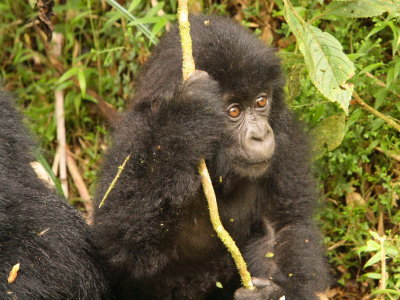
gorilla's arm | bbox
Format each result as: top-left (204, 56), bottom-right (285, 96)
top-left (272, 220), bottom-right (328, 299)
top-left (94, 71), bottom-right (224, 278)
top-left (235, 219), bottom-right (328, 300)
top-left (240, 219), bottom-right (328, 300)
top-left (237, 116), bottom-right (329, 300)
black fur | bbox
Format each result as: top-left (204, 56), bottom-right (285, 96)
top-left (94, 15), bottom-right (329, 299)
top-left (0, 90), bottom-right (110, 299)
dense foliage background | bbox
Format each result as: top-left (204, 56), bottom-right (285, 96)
top-left (0, 0), bottom-right (399, 299)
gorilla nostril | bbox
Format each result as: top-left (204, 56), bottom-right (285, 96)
top-left (251, 135), bottom-right (264, 142)
top-left (249, 130), bottom-right (267, 142)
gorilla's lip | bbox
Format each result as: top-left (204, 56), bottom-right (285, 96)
top-left (248, 160), bottom-right (270, 165)
top-left (229, 157), bottom-right (271, 179)
top-left (240, 150), bottom-right (273, 166)
top-left (235, 158), bottom-right (271, 167)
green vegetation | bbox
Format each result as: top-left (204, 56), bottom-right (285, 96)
top-left (0, 0), bottom-right (399, 298)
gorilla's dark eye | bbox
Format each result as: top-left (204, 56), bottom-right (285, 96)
top-left (255, 95), bottom-right (269, 108)
top-left (227, 105), bottom-right (242, 118)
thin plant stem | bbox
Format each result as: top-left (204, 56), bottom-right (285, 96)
top-left (178, 0), bottom-right (254, 290)
top-left (98, 154), bottom-right (131, 208)
top-left (353, 92), bottom-right (400, 132)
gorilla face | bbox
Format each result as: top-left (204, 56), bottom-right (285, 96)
top-left (223, 91), bottom-right (275, 179)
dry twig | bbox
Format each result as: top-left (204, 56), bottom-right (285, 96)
top-left (55, 89), bottom-right (68, 198)
top-left (352, 92), bottom-right (400, 132)
top-left (66, 149), bottom-right (94, 224)
top-left (379, 235), bottom-right (387, 299)
top-left (35, 0), bottom-right (55, 41)
top-left (52, 146), bottom-right (60, 176)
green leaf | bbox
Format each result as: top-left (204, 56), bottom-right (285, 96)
top-left (74, 94), bottom-right (82, 115)
top-left (127, 0), bottom-right (141, 11)
top-left (393, 59), bottom-right (400, 79)
top-left (364, 252), bottom-right (382, 268)
top-left (283, 0), bottom-right (355, 113)
top-left (29, 0), bottom-right (36, 9)
top-left (365, 23), bottom-right (387, 40)
top-left (359, 62), bottom-right (384, 75)
top-left (128, 15), bottom-right (174, 26)
top-left (385, 246), bottom-right (400, 257)
top-left (388, 22), bottom-right (400, 54)
top-left (325, 0), bottom-right (398, 18)
top-left (105, 0), bottom-right (158, 44)
top-left (57, 67), bottom-right (78, 85)
top-left (369, 231), bottom-right (381, 241)
top-left (151, 18), bottom-right (168, 39)
top-left (216, 282), bottom-right (223, 289)
top-left (35, 153), bottom-right (66, 200)
top-left (310, 115), bottom-right (346, 159)
top-left (372, 289), bottom-right (400, 296)
top-left (146, 1), bottom-right (165, 17)
top-left (77, 68), bottom-right (86, 96)
top-left (129, 16), bottom-right (165, 26)
top-left (363, 272), bottom-right (382, 279)
top-left (364, 240), bottom-right (381, 252)
top-left (55, 80), bottom-right (74, 91)
top-left (82, 93), bottom-right (98, 104)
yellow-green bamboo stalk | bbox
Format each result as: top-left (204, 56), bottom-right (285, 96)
top-left (177, 0), bottom-right (254, 290)
top-left (198, 160), bottom-right (254, 289)
top-left (98, 154), bottom-right (131, 208)
top-left (178, 0), bottom-right (196, 80)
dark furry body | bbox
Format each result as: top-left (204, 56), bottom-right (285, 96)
top-left (0, 91), bottom-right (109, 300)
top-left (94, 15), bottom-right (329, 300)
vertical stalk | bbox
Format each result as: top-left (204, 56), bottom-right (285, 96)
top-left (177, 0), bottom-right (254, 290)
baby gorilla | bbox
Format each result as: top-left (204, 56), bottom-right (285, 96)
top-left (0, 90), bottom-right (109, 299)
top-left (94, 15), bottom-right (329, 299)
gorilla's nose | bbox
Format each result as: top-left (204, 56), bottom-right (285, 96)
top-left (248, 125), bottom-right (267, 142)
top-left (244, 122), bottom-right (275, 163)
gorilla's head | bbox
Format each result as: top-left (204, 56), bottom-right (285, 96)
top-left (189, 16), bottom-right (283, 179)
top-left (135, 15), bottom-right (284, 180)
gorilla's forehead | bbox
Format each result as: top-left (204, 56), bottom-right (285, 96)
top-left (188, 15), bottom-right (282, 96)
top-left (135, 15), bottom-right (282, 102)
top-left (202, 58), bottom-right (278, 105)
top-left (221, 81), bottom-right (273, 106)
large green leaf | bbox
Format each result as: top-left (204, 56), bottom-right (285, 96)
top-left (283, 0), bottom-right (355, 113)
top-left (326, 0), bottom-right (400, 18)
top-left (310, 115), bottom-right (346, 159)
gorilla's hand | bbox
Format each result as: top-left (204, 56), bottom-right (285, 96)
top-left (234, 278), bottom-right (285, 300)
top-left (177, 70), bottom-right (223, 121)
top-left (157, 70), bottom-right (225, 163)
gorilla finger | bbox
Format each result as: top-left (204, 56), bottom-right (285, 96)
top-left (251, 277), bottom-right (274, 288)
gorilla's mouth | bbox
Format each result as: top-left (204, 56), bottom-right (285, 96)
top-left (247, 159), bottom-right (271, 166)
top-left (231, 157), bottom-right (271, 179)
top-left (237, 156), bottom-right (272, 167)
